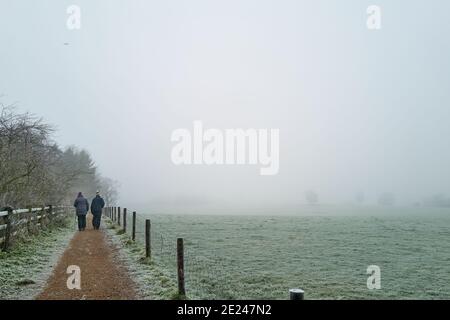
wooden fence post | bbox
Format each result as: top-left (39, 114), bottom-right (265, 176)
top-left (118, 207), bottom-right (121, 226)
top-left (2, 208), bottom-right (13, 252)
top-left (289, 289), bottom-right (304, 300)
top-left (39, 206), bottom-right (45, 228)
top-left (132, 211), bottom-right (136, 241)
top-left (123, 208), bottom-right (127, 232)
top-left (48, 205), bottom-right (53, 223)
top-left (177, 238), bottom-right (186, 297)
top-left (27, 207), bottom-right (32, 234)
top-left (145, 219), bottom-right (151, 258)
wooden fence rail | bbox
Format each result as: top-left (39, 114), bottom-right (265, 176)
top-left (0, 205), bottom-right (72, 251)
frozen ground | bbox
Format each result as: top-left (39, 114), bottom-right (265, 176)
top-left (123, 206), bottom-right (450, 299)
top-left (0, 219), bottom-right (75, 300)
top-left (105, 222), bottom-right (180, 299)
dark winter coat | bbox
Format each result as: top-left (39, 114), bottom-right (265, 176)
top-left (91, 195), bottom-right (105, 214)
top-left (74, 196), bottom-right (89, 215)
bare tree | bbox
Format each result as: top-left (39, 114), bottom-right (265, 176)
top-left (97, 177), bottom-right (119, 205)
top-left (378, 192), bottom-right (395, 206)
top-left (0, 105), bottom-right (54, 207)
top-left (0, 104), bottom-right (118, 208)
top-left (305, 190), bottom-right (319, 205)
top-left (355, 191), bottom-right (365, 204)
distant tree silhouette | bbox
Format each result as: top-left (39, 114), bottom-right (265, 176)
top-left (423, 194), bottom-right (450, 208)
top-left (355, 191), bottom-right (365, 204)
top-left (378, 192), bottom-right (395, 206)
top-left (305, 190), bottom-right (318, 205)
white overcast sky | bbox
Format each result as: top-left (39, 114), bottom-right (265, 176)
top-left (1, 0), bottom-right (449, 212)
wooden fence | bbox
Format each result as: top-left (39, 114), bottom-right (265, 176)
top-left (0, 205), bottom-right (72, 251)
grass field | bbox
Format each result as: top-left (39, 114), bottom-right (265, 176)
top-left (131, 206), bottom-right (450, 299)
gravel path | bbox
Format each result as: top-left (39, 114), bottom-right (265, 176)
top-left (36, 215), bottom-right (138, 300)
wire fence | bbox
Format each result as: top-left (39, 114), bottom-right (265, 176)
top-left (103, 206), bottom-right (260, 299)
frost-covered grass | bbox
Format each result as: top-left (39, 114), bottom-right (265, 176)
top-left (105, 221), bottom-right (179, 300)
top-left (124, 206), bottom-right (450, 300)
top-left (0, 218), bottom-right (75, 300)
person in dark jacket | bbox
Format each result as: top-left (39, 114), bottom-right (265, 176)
top-left (74, 192), bottom-right (89, 231)
top-left (91, 191), bottom-right (105, 230)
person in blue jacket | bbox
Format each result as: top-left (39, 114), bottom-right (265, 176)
top-left (91, 191), bottom-right (105, 230)
top-left (74, 192), bottom-right (89, 231)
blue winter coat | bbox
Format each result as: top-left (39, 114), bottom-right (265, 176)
top-left (74, 196), bottom-right (89, 215)
top-left (91, 195), bottom-right (105, 214)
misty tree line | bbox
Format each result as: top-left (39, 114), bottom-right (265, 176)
top-left (305, 191), bottom-right (450, 208)
top-left (0, 104), bottom-right (118, 209)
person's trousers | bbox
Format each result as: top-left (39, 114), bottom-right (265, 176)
top-left (92, 213), bottom-right (102, 229)
top-left (77, 214), bottom-right (86, 230)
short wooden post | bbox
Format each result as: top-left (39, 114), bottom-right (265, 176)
top-left (145, 219), bottom-right (151, 258)
top-left (123, 208), bottom-right (127, 232)
top-left (132, 211), bottom-right (136, 241)
top-left (113, 207), bottom-right (116, 221)
top-left (177, 238), bottom-right (186, 297)
top-left (117, 207), bottom-right (121, 226)
top-left (48, 205), bottom-right (53, 224)
top-left (289, 289), bottom-right (304, 300)
top-left (27, 207), bottom-right (32, 234)
top-left (2, 208), bottom-right (13, 252)
top-left (41, 206), bottom-right (47, 227)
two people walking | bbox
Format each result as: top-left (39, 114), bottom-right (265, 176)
top-left (73, 191), bottom-right (105, 231)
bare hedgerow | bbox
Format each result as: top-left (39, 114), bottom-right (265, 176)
top-left (0, 102), bottom-right (117, 209)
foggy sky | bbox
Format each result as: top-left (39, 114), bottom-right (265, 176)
top-left (1, 0), bottom-right (449, 212)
